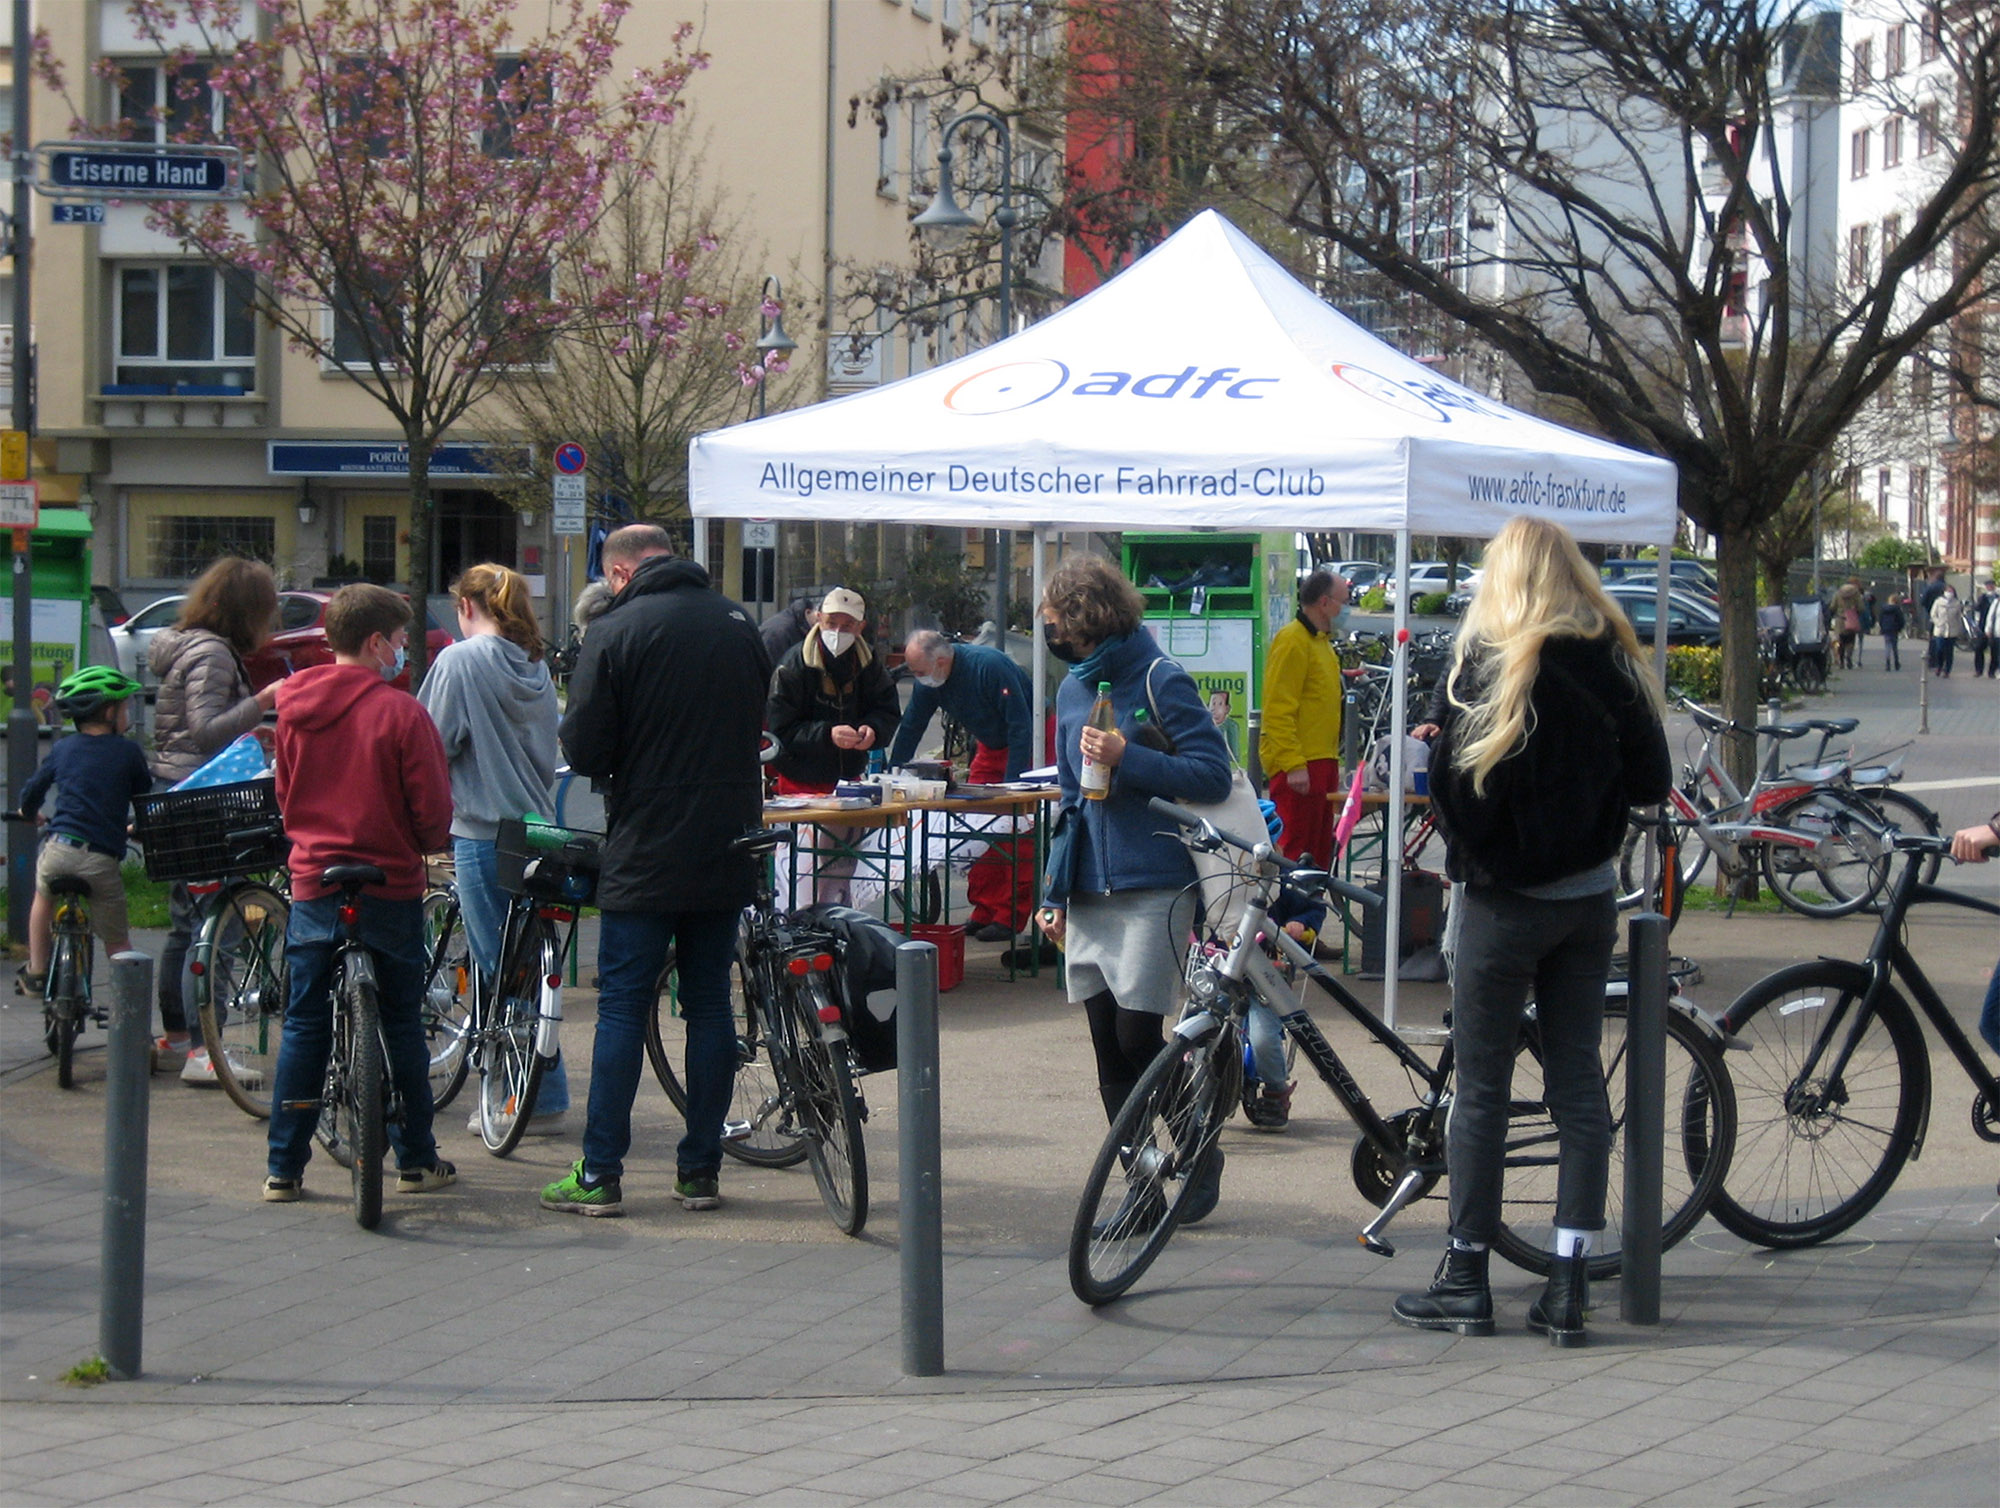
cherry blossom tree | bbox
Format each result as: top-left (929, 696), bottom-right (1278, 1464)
top-left (57, 0), bottom-right (711, 677)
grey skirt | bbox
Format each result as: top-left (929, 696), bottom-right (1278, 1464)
top-left (1063, 888), bottom-right (1185, 1014)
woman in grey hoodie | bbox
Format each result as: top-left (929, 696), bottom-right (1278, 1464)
top-left (419, 564), bottom-right (568, 1130)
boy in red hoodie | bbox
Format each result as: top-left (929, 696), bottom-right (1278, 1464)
top-left (263, 584), bottom-right (456, 1203)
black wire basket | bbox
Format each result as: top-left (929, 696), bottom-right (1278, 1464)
top-left (132, 779), bottom-right (286, 883)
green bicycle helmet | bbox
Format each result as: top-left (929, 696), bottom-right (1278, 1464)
top-left (55, 665), bottom-right (144, 722)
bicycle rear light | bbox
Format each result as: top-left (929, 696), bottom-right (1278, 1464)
top-left (812, 953), bottom-right (833, 972)
top-left (786, 957), bottom-right (811, 976)
top-left (817, 1001), bottom-right (843, 1025)
top-left (338, 903), bottom-right (360, 927)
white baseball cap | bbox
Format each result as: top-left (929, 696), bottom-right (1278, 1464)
top-left (821, 587), bottom-right (867, 621)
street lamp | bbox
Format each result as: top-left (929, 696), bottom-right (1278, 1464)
top-left (916, 111), bottom-right (1018, 650)
top-left (755, 274), bottom-right (797, 421)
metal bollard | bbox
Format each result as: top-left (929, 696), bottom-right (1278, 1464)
top-left (895, 940), bottom-right (943, 1376)
top-left (1621, 914), bottom-right (1667, 1325)
top-left (101, 951), bottom-right (155, 1379)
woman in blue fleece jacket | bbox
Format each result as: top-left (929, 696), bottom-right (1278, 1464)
top-left (1035, 554), bottom-right (1232, 1181)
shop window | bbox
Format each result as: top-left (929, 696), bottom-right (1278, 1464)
top-left (114, 263), bottom-right (257, 392)
top-left (147, 516), bottom-right (275, 578)
top-left (362, 516), bottom-right (398, 582)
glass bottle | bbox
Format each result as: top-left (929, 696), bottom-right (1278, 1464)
top-left (1080, 681), bottom-right (1116, 800)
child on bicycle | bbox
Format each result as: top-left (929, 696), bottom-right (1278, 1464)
top-left (12, 667), bottom-right (153, 994)
top-left (264, 584), bottom-right (456, 1203)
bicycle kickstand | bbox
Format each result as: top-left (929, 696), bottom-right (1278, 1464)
top-left (1358, 1166), bottom-right (1432, 1258)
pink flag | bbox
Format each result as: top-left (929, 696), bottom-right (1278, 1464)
top-left (1333, 763), bottom-right (1368, 859)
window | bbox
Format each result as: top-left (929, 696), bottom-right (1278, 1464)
top-left (334, 55), bottom-right (405, 159)
top-left (1911, 345), bottom-right (1934, 403)
top-left (1910, 466), bottom-right (1929, 533)
top-left (1885, 25), bottom-right (1905, 76)
top-left (330, 273), bottom-right (402, 368)
top-left (969, 0), bottom-right (989, 44)
top-left (1881, 213), bottom-right (1902, 269)
top-left (907, 99), bottom-right (933, 201)
top-left (1917, 102), bottom-right (1940, 156)
top-left (116, 61), bottom-right (220, 142)
top-left (1850, 127), bottom-right (1869, 177)
top-left (877, 89), bottom-right (900, 199)
top-left (911, 0), bottom-right (932, 18)
top-left (941, 0), bottom-right (962, 33)
top-left (1878, 469), bottom-right (1892, 519)
top-left (362, 517), bottom-right (398, 582)
top-left (279, 594), bottom-right (322, 631)
top-left (474, 259), bottom-right (557, 367)
top-left (1883, 115), bottom-right (1903, 168)
top-left (114, 264), bottom-right (257, 391)
top-left (1848, 223), bottom-right (1870, 284)
top-left (1919, 6), bottom-right (1942, 62)
top-left (483, 54), bottom-right (550, 159)
top-left (1850, 37), bottom-right (1872, 88)
top-left (146, 516), bottom-right (275, 578)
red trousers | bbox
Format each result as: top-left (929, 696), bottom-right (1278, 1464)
top-left (966, 741), bottom-right (1035, 929)
top-left (1269, 758), bottom-right (1338, 867)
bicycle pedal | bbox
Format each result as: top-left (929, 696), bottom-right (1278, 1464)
top-left (720, 1119), bottom-right (753, 1143)
top-left (1357, 1232), bottom-right (1396, 1257)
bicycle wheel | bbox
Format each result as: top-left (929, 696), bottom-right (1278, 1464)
top-left (420, 892), bottom-right (474, 1111)
top-left (48, 933), bottom-right (82, 1090)
top-left (1792, 650), bottom-right (1827, 692)
top-left (646, 940), bottom-right (808, 1168)
top-left (346, 971), bottom-right (386, 1231)
top-left (1069, 1018), bottom-right (1241, 1305)
top-left (1708, 960), bottom-right (1925, 1248)
top-left (1855, 789), bottom-right (1942, 888)
top-left (1490, 999), bottom-right (1735, 1281)
top-left (196, 882), bottom-right (291, 1118)
top-left (477, 916), bottom-right (548, 1157)
top-left (783, 972), bottom-right (868, 1235)
top-left (1760, 790), bottom-right (1890, 918)
top-left (316, 996), bottom-right (355, 1168)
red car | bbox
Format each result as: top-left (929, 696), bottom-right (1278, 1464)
top-left (247, 590), bottom-right (455, 692)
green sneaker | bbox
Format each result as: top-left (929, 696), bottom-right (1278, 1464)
top-left (674, 1173), bottom-right (722, 1211)
top-left (540, 1159), bottom-right (622, 1218)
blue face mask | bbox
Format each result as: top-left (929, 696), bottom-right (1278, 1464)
top-left (381, 642), bottom-right (407, 681)
top-left (1330, 604), bottom-right (1352, 635)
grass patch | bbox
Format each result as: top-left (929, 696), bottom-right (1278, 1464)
top-left (60, 1357), bottom-right (110, 1387)
top-left (0, 864), bottom-right (170, 949)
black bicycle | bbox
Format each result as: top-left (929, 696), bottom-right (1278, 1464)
top-left (646, 827), bottom-right (870, 1234)
top-left (1069, 798), bottom-right (1738, 1305)
top-left (1710, 834), bottom-right (2000, 1248)
top-left (42, 873), bottom-right (99, 1090)
top-left (310, 864), bottom-right (395, 1230)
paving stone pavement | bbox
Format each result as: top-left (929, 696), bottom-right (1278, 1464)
top-left (1, 663), bottom-right (1994, 1505)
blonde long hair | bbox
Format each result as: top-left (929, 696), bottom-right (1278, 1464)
top-left (1446, 517), bottom-right (1664, 795)
top-left (454, 563), bottom-right (544, 663)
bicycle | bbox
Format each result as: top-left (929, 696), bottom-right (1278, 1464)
top-left (1067, 797), bottom-right (1737, 1306)
top-left (645, 826), bottom-right (871, 1234)
top-left (1709, 834), bottom-right (2000, 1248)
top-left (308, 864), bottom-right (395, 1231)
top-left (41, 874), bottom-right (98, 1090)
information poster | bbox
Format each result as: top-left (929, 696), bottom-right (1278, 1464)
top-left (0, 598), bottom-right (85, 726)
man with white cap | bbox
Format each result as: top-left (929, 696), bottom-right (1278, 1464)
top-left (766, 586), bottom-right (901, 902)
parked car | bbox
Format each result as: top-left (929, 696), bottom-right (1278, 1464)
top-left (1326, 560), bottom-right (1385, 595)
top-left (1602, 582), bottom-right (1724, 646)
top-left (112, 588), bottom-right (450, 692)
top-left (91, 584), bottom-right (131, 627)
top-left (1602, 557), bottom-right (1720, 598)
top-left (1383, 561), bottom-right (1479, 609)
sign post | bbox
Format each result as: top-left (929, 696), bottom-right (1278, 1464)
top-left (551, 443), bottom-right (587, 618)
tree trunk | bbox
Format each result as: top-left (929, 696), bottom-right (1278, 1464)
top-left (1714, 521), bottom-right (1762, 792)
top-left (405, 432), bottom-right (436, 687)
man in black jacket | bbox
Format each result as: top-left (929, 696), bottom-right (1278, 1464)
top-left (542, 525), bottom-right (772, 1217)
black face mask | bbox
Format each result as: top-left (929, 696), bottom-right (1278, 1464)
top-left (1043, 622), bottom-right (1086, 663)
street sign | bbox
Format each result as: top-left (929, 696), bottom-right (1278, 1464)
top-left (1, 431), bottom-right (26, 483)
top-left (51, 203), bottom-right (106, 225)
top-left (552, 497), bottom-right (586, 536)
top-left (35, 141), bottom-right (243, 199)
top-left (742, 521), bottom-right (778, 550)
top-left (0, 481), bottom-right (40, 530)
top-left (553, 442), bottom-right (588, 475)
top-left (551, 473), bottom-right (587, 501)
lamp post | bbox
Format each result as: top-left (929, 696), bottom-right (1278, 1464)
top-left (916, 111), bottom-right (1017, 654)
top-left (755, 275), bottom-right (797, 421)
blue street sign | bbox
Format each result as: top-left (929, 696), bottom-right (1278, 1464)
top-left (266, 440), bottom-right (528, 479)
top-left (554, 442), bottom-right (588, 475)
top-left (51, 203), bottom-right (106, 225)
top-left (34, 141), bottom-right (242, 200)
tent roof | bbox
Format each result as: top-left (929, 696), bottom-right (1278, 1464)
top-left (690, 211), bottom-right (1677, 545)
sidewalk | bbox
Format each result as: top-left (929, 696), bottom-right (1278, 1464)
top-left (1, 669), bottom-right (1995, 1506)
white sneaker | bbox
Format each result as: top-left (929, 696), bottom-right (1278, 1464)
top-left (180, 1048), bottom-right (218, 1085)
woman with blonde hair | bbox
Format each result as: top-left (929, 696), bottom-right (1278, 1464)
top-left (418, 563), bottom-right (568, 1133)
top-left (1395, 516), bottom-right (1670, 1347)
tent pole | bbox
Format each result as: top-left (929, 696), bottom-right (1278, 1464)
top-left (1384, 530), bottom-right (1411, 1030)
top-left (1031, 528), bottom-right (1047, 765)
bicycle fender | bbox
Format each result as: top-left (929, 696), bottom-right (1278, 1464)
top-left (1173, 1011), bottom-right (1221, 1044)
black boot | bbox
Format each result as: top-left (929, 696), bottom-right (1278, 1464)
top-left (1527, 1245), bottom-right (1590, 1347)
top-left (1179, 1146), bottom-right (1224, 1225)
top-left (1392, 1244), bottom-right (1494, 1336)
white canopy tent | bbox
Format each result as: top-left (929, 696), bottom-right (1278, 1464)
top-left (691, 210), bottom-right (1679, 1020)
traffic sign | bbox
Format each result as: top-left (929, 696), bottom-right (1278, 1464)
top-left (51, 203), bottom-right (106, 225)
top-left (551, 473), bottom-right (587, 502)
top-left (742, 521), bottom-right (778, 550)
top-left (1, 430), bottom-right (26, 482)
top-left (0, 481), bottom-right (40, 530)
top-left (553, 442), bottom-right (588, 475)
top-left (552, 496), bottom-right (586, 536)
top-left (35, 141), bottom-right (242, 200)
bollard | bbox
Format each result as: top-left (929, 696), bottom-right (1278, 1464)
top-left (101, 951), bottom-right (154, 1379)
top-left (895, 940), bottom-right (943, 1377)
top-left (1762, 698), bottom-right (1783, 779)
top-left (1621, 914), bottom-right (1667, 1325)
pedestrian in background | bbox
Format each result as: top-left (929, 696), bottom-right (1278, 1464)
top-left (1930, 585), bottom-right (1966, 678)
top-left (545, 525), bottom-right (771, 1217)
top-left (418, 563), bottom-right (569, 1138)
top-left (1831, 576), bottom-right (1863, 670)
top-left (1969, 576), bottom-right (1999, 679)
top-left (1259, 568), bottom-right (1350, 865)
top-left (1876, 595), bottom-right (1905, 670)
top-left (1397, 515), bottom-right (1669, 1348)
top-left (1918, 567), bottom-right (1948, 668)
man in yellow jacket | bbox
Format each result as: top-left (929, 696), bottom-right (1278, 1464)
top-left (1259, 568), bottom-right (1349, 865)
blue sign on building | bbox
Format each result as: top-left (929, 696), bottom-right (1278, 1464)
top-left (36, 142), bottom-right (240, 198)
top-left (267, 441), bottom-right (527, 479)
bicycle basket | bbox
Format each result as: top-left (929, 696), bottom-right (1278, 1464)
top-left (132, 779), bottom-right (286, 883)
top-left (495, 818), bottom-right (603, 903)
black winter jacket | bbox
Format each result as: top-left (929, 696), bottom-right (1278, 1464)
top-left (559, 557), bottom-right (772, 913)
top-left (766, 631), bottom-right (901, 790)
top-left (1425, 635), bottom-right (1671, 890)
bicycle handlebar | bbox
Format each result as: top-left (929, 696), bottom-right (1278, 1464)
top-left (1147, 797), bottom-right (1382, 911)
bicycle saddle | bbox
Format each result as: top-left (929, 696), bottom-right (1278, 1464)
top-left (730, 828), bottom-right (793, 858)
top-left (321, 863), bottom-right (387, 889)
top-left (1754, 722), bottom-right (1812, 739)
top-left (1807, 717), bottom-right (1859, 735)
top-left (44, 875), bottom-right (92, 896)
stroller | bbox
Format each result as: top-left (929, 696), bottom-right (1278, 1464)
top-left (1758, 600), bottom-right (1828, 692)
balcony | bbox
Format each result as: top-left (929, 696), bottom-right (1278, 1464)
top-left (93, 384), bottom-right (268, 430)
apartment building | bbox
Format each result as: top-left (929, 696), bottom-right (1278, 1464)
top-left (10, 0), bottom-right (1044, 623)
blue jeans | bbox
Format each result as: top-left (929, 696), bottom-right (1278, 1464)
top-left (1979, 958), bottom-right (2000, 1058)
top-left (269, 893), bottom-right (440, 1179)
top-left (1245, 999), bottom-right (1289, 1086)
top-left (583, 907), bottom-right (739, 1183)
top-left (453, 837), bottom-right (569, 1116)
